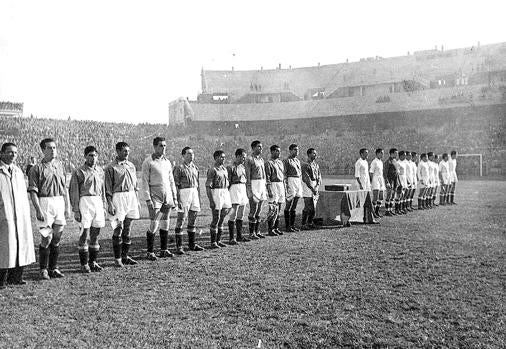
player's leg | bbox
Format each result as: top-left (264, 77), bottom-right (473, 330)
top-left (88, 226), bottom-right (102, 271)
top-left (209, 209), bottom-right (220, 249)
top-left (146, 205), bottom-right (162, 261)
top-left (78, 228), bottom-right (91, 273)
top-left (158, 208), bottom-right (176, 256)
top-left (372, 189), bottom-right (380, 218)
top-left (306, 196), bottom-right (317, 228)
top-left (48, 224), bottom-right (65, 278)
top-left (289, 196), bottom-right (300, 231)
top-left (248, 198), bottom-right (260, 239)
top-left (228, 204), bottom-right (238, 243)
top-left (187, 210), bottom-right (204, 251)
top-left (301, 197), bottom-right (310, 229)
top-left (216, 208), bottom-right (230, 248)
top-left (254, 200), bottom-right (265, 238)
top-left (121, 217), bottom-right (137, 265)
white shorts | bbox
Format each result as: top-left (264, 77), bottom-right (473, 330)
top-left (178, 187), bottom-right (201, 212)
top-left (79, 196), bottom-right (105, 229)
top-left (451, 172), bottom-right (458, 183)
top-left (149, 186), bottom-right (175, 209)
top-left (110, 191), bottom-right (140, 229)
top-left (399, 175), bottom-right (408, 189)
top-left (371, 175), bottom-right (386, 191)
top-left (302, 180), bottom-right (317, 198)
top-left (229, 183), bottom-right (248, 206)
top-left (268, 181), bottom-right (285, 203)
top-left (250, 179), bottom-right (267, 203)
top-left (211, 188), bottom-right (232, 210)
top-left (39, 196), bottom-right (66, 237)
top-left (286, 177), bottom-right (303, 201)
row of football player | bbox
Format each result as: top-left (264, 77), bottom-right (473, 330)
top-left (0, 138), bottom-right (324, 286)
top-left (353, 148), bottom-right (458, 218)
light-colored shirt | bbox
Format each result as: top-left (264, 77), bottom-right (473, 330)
top-left (69, 164), bottom-right (106, 213)
top-left (439, 160), bottom-right (450, 182)
top-left (104, 158), bottom-right (138, 199)
top-left (27, 159), bottom-right (66, 197)
top-left (369, 158), bottom-right (383, 178)
top-left (418, 161), bottom-right (430, 183)
top-left (140, 155), bottom-right (177, 202)
top-left (354, 158), bottom-right (370, 185)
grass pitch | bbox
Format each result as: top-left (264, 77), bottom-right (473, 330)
top-left (1, 180), bottom-right (505, 348)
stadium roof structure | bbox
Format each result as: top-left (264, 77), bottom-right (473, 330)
top-left (200, 42), bottom-right (506, 100)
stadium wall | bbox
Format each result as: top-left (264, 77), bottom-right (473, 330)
top-left (189, 84), bottom-right (504, 122)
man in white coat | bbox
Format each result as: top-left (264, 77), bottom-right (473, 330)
top-left (0, 143), bottom-right (36, 289)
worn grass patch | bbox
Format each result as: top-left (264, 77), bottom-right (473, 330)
top-left (1, 180), bottom-right (505, 348)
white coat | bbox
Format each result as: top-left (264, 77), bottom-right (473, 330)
top-left (0, 161), bottom-right (36, 268)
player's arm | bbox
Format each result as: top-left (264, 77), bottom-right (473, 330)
top-left (68, 170), bottom-right (81, 222)
top-left (226, 166), bottom-right (233, 190)
top-left (244, 158), bottom-right (253, 198)
top-left (265, 162), bottom-right (273, 197)
top-left (354, 161), bottom-right (363, 189)
top-left (167, 162), bottom-right (178, 207)
top-left (27, 166), bottom-right (44, 221)
top-left (301, 163), bottom-right (315, 194)
top-left (369, 161), bottom-right (376, 184)
top-left (205, 169), bottom-right (215, 210)
top-left (104, 165), bottom-right (115, 215)
top-left (140, 159), bottom-right (152, 206)
top-left (173, 166), bottom-right (182, 208)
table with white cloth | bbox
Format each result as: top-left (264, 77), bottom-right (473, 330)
top-left (315, 190), bottom-right (376, 226)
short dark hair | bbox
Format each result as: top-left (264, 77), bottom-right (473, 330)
top-left (213, 150), bottom-right (224, 159)
top-left (442, 153), bottom-right (449, 159)
top-left (420, 153), bottom-right (427, 159)
top-left (40, 138), bottom-right (55, 150)
top-left (375, 148), bottom-right (383, 154)
top-left (1, 142), bottom-right (17, 153)
top-left (307, 148), bottom-right (316, 156)
top-left (451, 150), bottom-right (457, 156)
top-left (182, 146), bottom-right (192, 156)
top-left (270, 144), bottom-right (280, 152)
top-left (251, 140), bottom-right (261, 149)
top-left (153, 137), bottom-right (166, 146)
top-left (434, 154), bottom-right (439, 160)
top-left (359, 148), bottom-right (367, 155)
top-left (115, 142), bottom-right (129, 151)
top-left (427, 152), bottom-right (434, 157)
top-left (399, 151), bottom-right (405, 156)
top-left (289, 144), bottom-right (298, 151)
top-left (84, 145), bottom-right (97, 155)
top-left (411, 151), bottom-right (417, 157)
top-left (389, 148), bottom-right (397, 155)
top-left (235, 148), bottom-right (246, 157)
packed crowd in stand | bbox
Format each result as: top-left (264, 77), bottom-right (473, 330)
top-left (1, 135), bottom-right (459, 288)
top-left (1, 114), bottom-right (504, 176)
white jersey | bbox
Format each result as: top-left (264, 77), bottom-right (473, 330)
top-left (369, 158), bottom-right (385, 191)
top-left (354, 158), bottom-right (371, 191)
top-left (417, 161), bottom-right (430, 185)
top-left (439, 160), bottom-right (450, 185)
top-left (449, 158), bottom-right (458, 183)
top-left (397, 159), bottom-right (408, 188)
top-left (428, 161), bottom-right (437, 186)
top-left (434, 162), bottom-right (440, 186)
top-left (409, 161), bottom-right (418, 187)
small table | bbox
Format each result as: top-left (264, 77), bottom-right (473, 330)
top-left (315, 190), bottom-right (377, 226)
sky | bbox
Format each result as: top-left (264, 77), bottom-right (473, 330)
top-left (0, 0), bottom-right (504, 124)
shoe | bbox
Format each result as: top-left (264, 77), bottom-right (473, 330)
top-left (300, 224), bottom-right (310, 231)
top-left (175, 248), bottom-right (186, 255)
top-left (228, 239), bottom-right (238, 245)
top-left (274, 229), bottom-right (283, 235)
top-left (49, 269), bottom-right (64, 278)
top-left (217, 241), bottom-right (227, 248)
top-left (385, 211), bottom-right (393, 216)
top-left (291, 226), bottom-right (301, 232)
top-left (159, 250), bottom-right (174, 258)
top-left (122, 256), bottom-right (138, 265)
top-left (209, 242), bottom-right (220, 249)
top-left (146, 252), bottom-right (158, 261)
top-left (267, 231), bottom-right (278, 236)
top-left (344, 222), bottom-right (352, 227)
top-left (189, 244), bottom-right (204, 251)
top-left (89, 262), bottom-right (103, 272)
top-left (238, 236), bottom-right (251, 242)
top-left (114, 259), bottom-right (124, 268)
top-left (80, 265), bottom-right (91, 274)
top-left (40, 269), bottom-right (50, 280)
top-left (256, 233), bottom-right (266, 239)
top-left (249, 234), bottom-right (259, 240)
